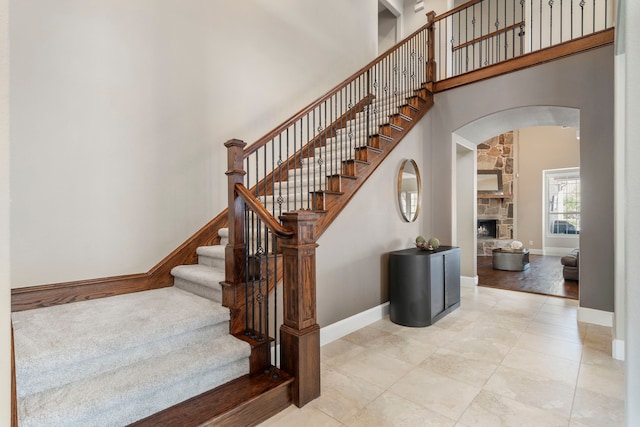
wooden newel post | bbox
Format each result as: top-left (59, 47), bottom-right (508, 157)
top-left (278, 211), bottom-right (321, 407)
top-left (426, 11), bottom-right (437, 90)
top-left (223, 138), bottom-right (248, 334)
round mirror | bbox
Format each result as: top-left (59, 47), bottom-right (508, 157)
top-left (398, 159), bottom-right (422, 222)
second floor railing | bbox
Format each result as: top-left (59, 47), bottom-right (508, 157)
top-left (433, 0), bottom-right (615, 79)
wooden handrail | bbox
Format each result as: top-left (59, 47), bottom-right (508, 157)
top-left (243, 14), bottom-right (436, 158)
top-left (452, 21), bottom-right (525, 52)
top-left (234, 183), bottom-right (294, 239)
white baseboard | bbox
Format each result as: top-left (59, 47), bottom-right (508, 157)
top-left (528, 248), bottom-right (544, 255)
top-left (320, 302), bottom-right (389, 347)
top-left (461, 275), bottom-right (478, 286)
top-left (577, 307), bottom-right (614, 327)
top-left (612, 339), bottom-right (625, 361)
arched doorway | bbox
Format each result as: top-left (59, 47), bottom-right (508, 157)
top-left (452, 106), bottom-right (580, 288)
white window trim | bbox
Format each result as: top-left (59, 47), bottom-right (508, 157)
top-left (543, 167), bottom-right (581, 239)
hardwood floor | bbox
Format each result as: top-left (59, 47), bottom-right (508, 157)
top-left (477, 254), bottom-right (579, 299)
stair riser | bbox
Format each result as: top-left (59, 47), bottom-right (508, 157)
top-left (16, 322), bottom-right (229, 399)
top-left (198, 254), bottom-right (225, 270)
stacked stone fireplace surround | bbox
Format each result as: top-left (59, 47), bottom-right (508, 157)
top-left (477, 131), bottom-right (517, 255)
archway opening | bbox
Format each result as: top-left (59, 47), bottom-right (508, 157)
top-left (452, 106), bottom-right (580, 298)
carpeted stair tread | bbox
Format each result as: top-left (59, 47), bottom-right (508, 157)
top-left (171, 263), bottom-right (225, 287)
top-left (172, 264), bottom-right (225, 302)
top-left (18, 332), bottom-right (250, 427)
top-left (12, 287), bottom-right (229, 388)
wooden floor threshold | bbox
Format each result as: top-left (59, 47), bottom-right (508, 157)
top-left (128, 370), bottom-right (293, 427)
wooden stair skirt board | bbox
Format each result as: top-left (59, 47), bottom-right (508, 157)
top-left (129, 371), bottom-right (293, 427)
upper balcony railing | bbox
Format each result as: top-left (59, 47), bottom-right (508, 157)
top-left (432, 0), bottom-right (615, 80)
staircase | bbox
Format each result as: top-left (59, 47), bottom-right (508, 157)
top-left (12, 229), bottom-right (250, 426)
top-left (11, 15), bottom-right (437, 427)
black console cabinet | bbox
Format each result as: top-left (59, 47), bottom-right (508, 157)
top-left (388, 246), bottom-right (460, 327)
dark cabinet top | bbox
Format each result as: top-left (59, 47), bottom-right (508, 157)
top-left (390, 246), bottom-right (459, 256)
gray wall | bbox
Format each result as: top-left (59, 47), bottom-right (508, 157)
top-left (430, 45), bottom-right (615, 313)
top-left (316, 115), bottom-right (432, 326)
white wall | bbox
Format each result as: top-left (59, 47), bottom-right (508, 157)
top-left (378, 8), bottom-right (398, 54)
top-left (1, 0), bottom-right (10, 419)
top-left (9, 0), bottom-right (378, 288)
top-left (402, 0), bottom-right (448, 37)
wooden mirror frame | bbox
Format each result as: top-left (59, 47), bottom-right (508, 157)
top-left (398, 159), bottom-right (422, 222)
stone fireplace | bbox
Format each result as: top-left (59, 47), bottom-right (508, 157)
top-left (477, 131), bottom-right (516, 255)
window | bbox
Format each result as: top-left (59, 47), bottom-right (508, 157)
top-left (545, 168), bottom-right (580, 235)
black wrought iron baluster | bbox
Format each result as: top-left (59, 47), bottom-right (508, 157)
top-left (539, 0), bottom-right (543, 48)
top-left (285, 128), bottom-right (290, 213)
top-left (479, 2), bottom-right (484, 68)
top-left (401, 34), bottom-right (405, 98)
top-left (504, 0), bottom-right (508, 60)
top-left (263, 143), bottom-right (268, 216)
top-left (560, 0), bottom-right (563, 43)
top-left (244, 174), bottom-right (250, 335)
top-left (488, 0), bottom-right (492, 65)
top-left (272, 236), bottom-right (279, 376)
top-left (592, 0), bottom-right (595, 33)
top-left (580, 0), bottom-right (584, 37)
top-left (293, 123), bottom-right (297, 211)
top-left (263, 227), bottom-right (270, 370)
top-left (520, 0), bottom-right (525, 56)
top-left (437, 19), bottom-right (442, 80)
top-left (329, 95), bottom-right (335, 191)
top-left (496, 0), bottom-right (502, 63)
top-left (270, 138), bottom-right (275, 217)
top-left (456, 11), bottom-right (461, 74)
top-left (549, 0), bottom-right (554, 47)
top-left (249, 210), bottom-right (256, 338)
top-left (511, 0), bottom-right (515, 59)
top-left (471, 5), bottom-right (476, 71)
top-left (309, 110), bottom-right (315, 211)
top-left (530, 0), bottom-right (534, 52)
top-left (255, 218), bottom-right (263, 342)
top-left (570, 0), bottom-right (574, 39)
top-left (276, 135), bottom-right (283, 218)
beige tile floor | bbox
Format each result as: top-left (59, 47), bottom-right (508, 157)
top-left (259, 284), bottom-right (625, 427)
